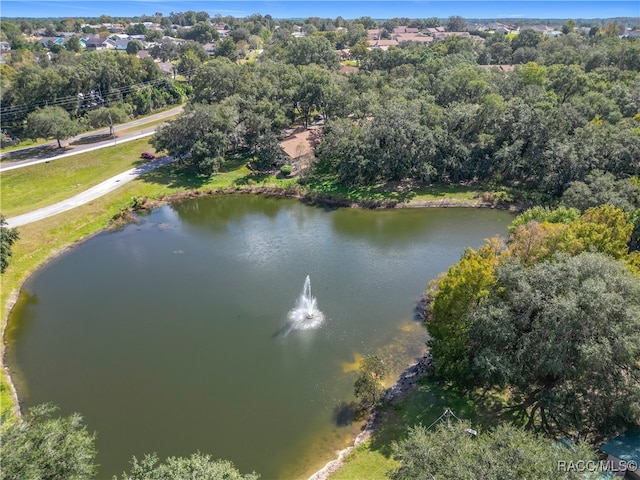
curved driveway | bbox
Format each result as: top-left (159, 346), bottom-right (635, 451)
top-left (5, 155), bottom-right (177, 228)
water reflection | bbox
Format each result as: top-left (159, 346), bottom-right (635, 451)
top-left (171, 194), bottom-right (284, 231)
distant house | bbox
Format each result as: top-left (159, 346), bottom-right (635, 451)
top-left (336, 48), bottom-right (350, 60)
top-left (39, 37), bottom-right (64, 48)
top-left (600, 431), bottom-right (640, 480)
top-left (425, 27), bottom-right (446, 35)
top-left (33, 51), bottom-right (53, 63)
top-left (157, 61), bottom-right (174, 76)
top-left (527, 25), bottom-right (553, 34)
top-left (433, 31), bottom-right (472, 40)
top-left (395, 33), bottom-right (433, 44)
top-left (85, 37), bottom-right (116, 51)
top-left (113, 39), bottom-right (131, 51)
top-left (369, 39), bottom-right (399, 49)
top-left (279, 127), bottom-right (319, 172)
top-left (367, 28), bottom-right (381, 41)
top-left (393, 26), bottom-right (420, 34)
top-left (136, 50), bottom-right (151, 59)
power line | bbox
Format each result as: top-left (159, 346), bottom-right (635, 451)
top-left (1, 69), bottom-right (194, 128)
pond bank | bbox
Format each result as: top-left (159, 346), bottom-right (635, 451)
top-left (139, 184), bottom-right (519, 213)
top-left (308, 352), bottom-right (435, 480)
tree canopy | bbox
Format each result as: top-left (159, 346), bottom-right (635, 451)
top-left (425, 206), bottom-right (640, 439)
top-left (26, 105), bottom-right (83, 148)
top-left (0, 213), bottom-right (19, 273)
top-left (391, 421), bottom-right (596, 480)
top-left (470, 252), bottom-right (640, 438)
top-left (115, 452), bottom-right (259, 480)
top-left (1, 404), bottom-right (97, 480)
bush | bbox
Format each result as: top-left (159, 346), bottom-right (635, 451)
top-left (280, 164), bottom-right (293, 176)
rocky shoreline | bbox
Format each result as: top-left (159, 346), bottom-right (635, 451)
top-left (308, 352), bottom-right (434, 480)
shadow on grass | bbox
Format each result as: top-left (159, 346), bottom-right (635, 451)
top-left (70, 133), bottom-right (114, 146)
top-left (366, 375), bottom-right (497, 459)
top-left (302, 174), bottom-right (420, 204)
top-left (234, 172), bottom-right (271, 186)
top-left (137, 162), bottom-right (210, 190)
top-left (0, 145), bottom-right (68, 162)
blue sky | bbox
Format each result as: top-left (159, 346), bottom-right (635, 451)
top-left (1, 1), bottom-right (639, 19)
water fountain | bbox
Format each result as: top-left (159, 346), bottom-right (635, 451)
top-left (287, 275), bottom-right (325, 330)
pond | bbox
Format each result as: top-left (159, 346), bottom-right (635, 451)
top-left (6, 195), bottom-right (513, 478)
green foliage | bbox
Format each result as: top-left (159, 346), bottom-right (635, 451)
top-left (0, 213), bottom-right (19, 273)
top-left (266, 35), bottom-right (340, 70)
top-left (26, 106), bottom-right (83, 148)
top-left (391, 421), bottom-right (596, 480)
top-left (508, 206), bottom-right (581, 234)
top-left (354, 354), bottom-right (386, 413)
top-left (1, 404), bottom-right (97, 480)
top-left (561, 170), bottom-right (640, 212)
top-left (564, 205), bottom-right (634, 259)
top-left (86, 106), bottom-right (130, 133)
top-left (152, 103), bottom-right (236, 174)
top-left (425, 238), bottom-right (503, 384)
top-left (446, 15), bottom-right (467, 32)
top-left (215, 37), bottom-right (238, 61)
top-left (65, 35), bottom-right (82, 52)
top-left (470, 252), bottom-right (640, 439)
top-left (115, 452), bottom-right (259, 480)
top-left (508, 205), bottom-right (635, 265)
top-left (126, 40), bottom-right (144, 55)
top-left (280, 164), bottom-right (293, 176)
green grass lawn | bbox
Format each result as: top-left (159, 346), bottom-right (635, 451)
top-left (330, 376), bottom-right (501, 479)
top-left (303, 174), bottom-right (487, 206)
top-left (0, 139), bottom-right (155, 217)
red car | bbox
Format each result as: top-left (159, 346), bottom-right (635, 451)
top-left (140, 152), bottom-right (156, 159)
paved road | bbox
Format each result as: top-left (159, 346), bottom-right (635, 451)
top-left (0, 105), bottom-right (183, 172)
top-left (5, 155), bottom-right (178, 228)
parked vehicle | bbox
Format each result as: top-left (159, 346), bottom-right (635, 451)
top-left (140, 152), bottom-right (156, 159)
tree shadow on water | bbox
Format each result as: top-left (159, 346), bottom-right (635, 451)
top-left (333, 401), bottom-right (358, 427)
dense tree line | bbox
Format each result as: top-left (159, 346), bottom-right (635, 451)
top-left (424, 205), bottom-right (640, 441)
top-left (146, 26), bottom-right (640, 206)
top-left (318, 36), bottom-right (640, 198)
top-left (0, 49), bottom-right (186, 135)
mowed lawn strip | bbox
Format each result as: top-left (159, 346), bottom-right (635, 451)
top-left (0, 138), bottom-right (156, 217)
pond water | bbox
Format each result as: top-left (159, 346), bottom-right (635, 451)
top-left (6, 195), bottom-right (512, 478)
